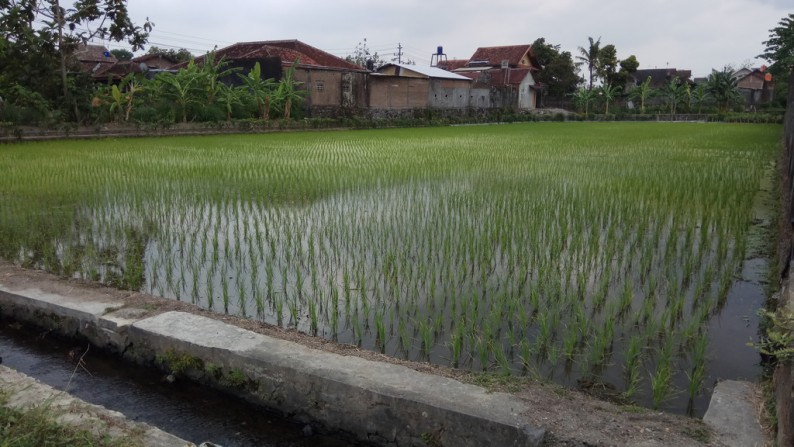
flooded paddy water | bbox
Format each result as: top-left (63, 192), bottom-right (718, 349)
top-left (0, 123), bottom-right (782, 415)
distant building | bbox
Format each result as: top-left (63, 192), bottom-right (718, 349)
top-left (441, 44), bottom-right (542, 110)
top-left (191, 39), bottom-right (368, 115)
top-left (733, 67), bottom-right (775, 108)
top-left (132, 53), bottom-right (181, 70)
top-left (73, 44), bottom-right (117, 76)
top-left (370, 64), bottom-right (473, 109)
top-left (632, 68), bottom-right (692, 89)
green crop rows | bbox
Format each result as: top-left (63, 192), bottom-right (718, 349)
top-left (0, 122), bottom-right (780, 412)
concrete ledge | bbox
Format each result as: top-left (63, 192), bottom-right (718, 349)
top-left (0, 285), bottom-right (545, 446)
top-left (0, 365), bottom-right (192, 447)
top-left (130, 311), bottom-right (544, 446)
top-left (704, 380), bottom-right (765, 447)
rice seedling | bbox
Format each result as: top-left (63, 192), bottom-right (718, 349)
top-left (0, 122), bottom-right (779, 414)
top-left (651, 337), bottom-right (676, 409)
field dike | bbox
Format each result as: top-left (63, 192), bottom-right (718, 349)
top-left (0, 278), bottom-right (544, 446)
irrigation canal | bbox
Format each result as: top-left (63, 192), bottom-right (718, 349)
top-left (0, 321), bottom-right (359, 447)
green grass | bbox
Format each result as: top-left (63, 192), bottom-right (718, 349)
top-left (0, 391), bottom-right (142, 447)
top-left (0, 122), bottom-right (782, 411)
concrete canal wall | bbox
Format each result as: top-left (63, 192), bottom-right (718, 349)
top-left (0, 282), bottom-right (544, 447)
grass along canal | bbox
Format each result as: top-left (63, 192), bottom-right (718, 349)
top-left (0, 121), bottom-right (781, 415)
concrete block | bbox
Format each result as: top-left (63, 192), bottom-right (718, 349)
top-left (704, 380), bottom-right (765, 447)
top-left (130, 311), bottom-right (545, 446)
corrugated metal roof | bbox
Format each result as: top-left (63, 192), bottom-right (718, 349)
top-left (379, 64), bottom-right (472, 81)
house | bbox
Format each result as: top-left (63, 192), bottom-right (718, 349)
top-left (132, 53), bottom-right (181, 70)
top-left (733, 67), bottom-right (775, 108)
top-left (192, 39), bottom-right (368, 115)
top-left (73, 44), bottom-right (117, 77)
top-left (444, 44), bottom-right (542, 110)
top-left (632, 68), bottom-right (692, 88)
top-left (369, 64), bottom-right (473, 109)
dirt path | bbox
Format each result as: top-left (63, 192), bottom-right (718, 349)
top-left (0, 262), bottom-right (740, 446)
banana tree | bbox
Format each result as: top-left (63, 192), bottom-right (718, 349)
top-left (217, 83), bottom-right (243, 121)
top-left (108, 85), bottom-right (124, 122)
top-left (199, 50), bottom-right (240, 105)
top-left (572, 87), bottom-right (596, 116)
top-left (598, 83), bottom-right (620, 114)
top-left (156, 60), bottom-right (203, 123)
top-left (122, 75), bottom-right (145, 122)
top-left (274, 62), bottom-right (306, 120)
top-left (661, 78), bottom-right (687, 114)
top-left (691, 84), bottom-right (710, 114)
top-left (629, 76), bottom-right (654, 114)
top-left (239, 62), bottom-right (276, 121)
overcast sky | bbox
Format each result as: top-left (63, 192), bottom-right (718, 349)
top-left (117, 0), bottom-right (790, 78)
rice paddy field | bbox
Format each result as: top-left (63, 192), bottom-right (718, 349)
top-left (0, 122), bottom-right (782, 415)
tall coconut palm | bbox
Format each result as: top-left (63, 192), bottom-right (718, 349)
top-left (576, 36), bottom-right (601, 90)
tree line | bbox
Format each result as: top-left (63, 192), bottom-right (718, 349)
top-left (102, 57), bottom-right (305, 125)
top-left (1, 1), bottom-right (792, 126)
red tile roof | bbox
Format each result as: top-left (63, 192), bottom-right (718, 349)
top-left (132, 53), bottom-right (180, 68)
top-left (468, 44), bottom-right (537, 69)
top-left (436, 59), bottom-right (469, 71)
top-left (195, 40), bottom-right (363, 71)
top-left (487, 68), bottom-right (533, 86)
top-left (93, 60), bottom-right (146, 80)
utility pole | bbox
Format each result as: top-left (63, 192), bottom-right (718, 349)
top-left (396, 43), bottom-right (403, 64)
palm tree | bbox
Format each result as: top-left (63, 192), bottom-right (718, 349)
top-left (706, 68), bottom-right (741, 112)
top-left (576, 36), bottom-right (601, 90)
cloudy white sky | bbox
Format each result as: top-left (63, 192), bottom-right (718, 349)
top-left (116, 0), bottom-right (790, 78)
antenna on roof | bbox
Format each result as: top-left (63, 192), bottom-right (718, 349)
top-left (430, 46), bottom-right (447, 67)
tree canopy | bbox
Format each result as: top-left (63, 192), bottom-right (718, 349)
top-left (576, 36), bottom-right (601, 90)
top-left (531, 38), bottom-right (581, 98)
top-left (759, 13), bottom-right (794, 77)
top-left (147, 45), bottom-right (193, 63)
top-left (111, 48), bottom-right (134, 61)
top-left (0, 0), bottom-right (152, 120)
top-left (345, 38), bottom-right (384, 69)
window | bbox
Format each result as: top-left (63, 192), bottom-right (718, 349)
top-left (315, 81), bottom-right (325, 91)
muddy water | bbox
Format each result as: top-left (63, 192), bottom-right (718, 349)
top-left (0, 322), bottom-right (360, 447)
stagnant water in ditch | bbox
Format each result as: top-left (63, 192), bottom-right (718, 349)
top-left (0, 321), bottom-right (362, 447)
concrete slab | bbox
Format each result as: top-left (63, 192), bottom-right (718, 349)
top-left (131, 311), bottom-right (545, 446)
top-left (704, 380), bottom-right (766, 447)
top-left (0, 285), bottom-right (121, 320)
top-left (0, 365), bottom-right (193, 447)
